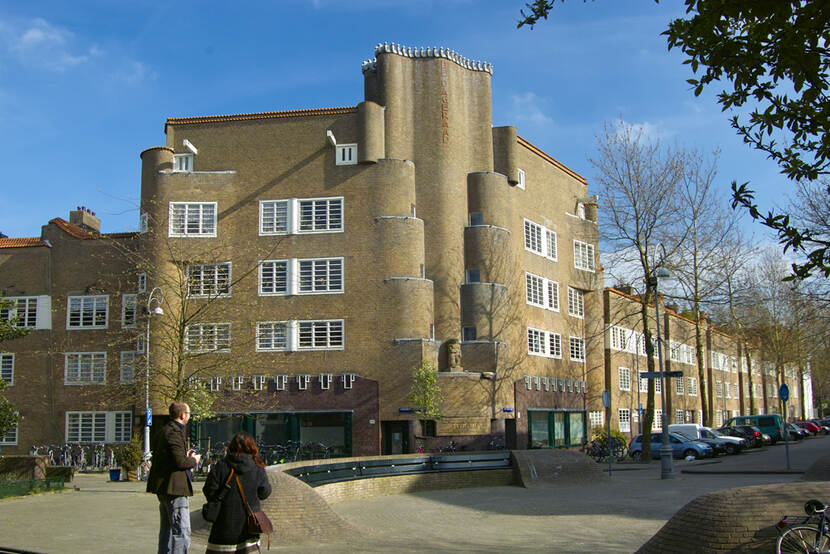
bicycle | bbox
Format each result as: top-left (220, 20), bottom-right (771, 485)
top-left (776, 499), bottom-right (830, 553)
top-left (587, 437), bottom-right (627, 463)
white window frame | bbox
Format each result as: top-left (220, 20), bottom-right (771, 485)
top-left (259, 200), bottom-right (290, 235)
top-left (274, 374), bottom-right (288, 391)
top-left (320, 373), bottom-right (333, 390)
top-left (0, 421), bottom-right (17, 445)
top-left (589, 410), bottom-right (604, 429)
top-left (569, 336), bottom-right (585, 362)
top-left (65, 411), bottom-right (131, 443)
top-left (517, 168), bottom-right (526, 190)
top-left (297, 319), bottom-right (344, 350)
top-left (0, 296), bottom-right (38, 329)
top-left (297, 374), bottom-right (311, 390)
top-left (567, 287), bottom-right (585, 318)
top-left (168, 202), bottom-right (217, 237)
top-left (573, 240), bottom-right (596, 272)
top-left (209, 377), bottom-right (222, 391)
top-left (619, 366), bottom-right (631, 391)
top-left (676, 375), bottom-right (685, 395)
top-left (187, 262), bottom-right (232, 298)
top-left (64, 352), bottom-right (107, 385)
top-left (120, 352), bottom-right (136, 384)
top-left (252, 374), bottom-right (266, 391)
top-left (0, 354), bottom-right (13, 385)
top-left (525, 273), bottom-right (559, 312)
top-left (259, 260), bottom-right (288, 295)
top-left (122, 294), bottom-right (137, 329)
top-left (298, 258), bottom-right (344, 294)
top-left (639, 371), bottom-right (649, 393)
top-left (343, 373), bottom-right (356, 389)
top-left (185, 323), bottom-right (231, 353)
top-left (688, 377), bottom-right (698, 396)
top-left (523, 219), bottom-right (557, 261)
top-left (336, 143), bottom-right (357, 165)
top-left (66, 295), bottom-right (108, 329)
top-left (256, 321), bottom-right (289, 352)
top-left (618, 409), bottom-right (631, 433)
top-left (260, 197), bottom-right (344, 235)
top-left (654, 409), bottom-right (663, 430)
top-left (527, 327), bottom-right (562, 359)
top-left (139, 213), bottom-right (148, 234)
top-left (232, 375), bottom-right (244, 391)
top-left (138, 273), bottom-right (147, 293)
top-left (172, 153), bottom-right (194, 172)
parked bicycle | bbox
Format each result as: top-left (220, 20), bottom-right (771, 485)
top-left (776, 499), bottom-right (830, 553)
top-left (586, 436), bottom-right (627, 463)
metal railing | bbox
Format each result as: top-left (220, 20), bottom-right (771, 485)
top-left (0, 477), bottom-right (64, 499)
top-left (283, 451), bottom-right (513, 487)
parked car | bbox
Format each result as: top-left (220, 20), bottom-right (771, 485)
top-left (787, 423), bottom-right (808, 440)
top-left (809, 420), bottom-right (830, 435)
top-left (718, 425), bottom-right (764, 448)
top-left (797, 421), bottom-right (821, 436)
top-left (724, 414), bottom-right (786, 444)
top-left (628, 432), bottom-right (714, 461)
top-left (668, 424), bottom-right (745, 455)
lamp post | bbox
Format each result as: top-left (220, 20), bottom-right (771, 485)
top-left (143, 286), bottom-right (164, 464)
top-left (647, 266), bottom-right (672, 479)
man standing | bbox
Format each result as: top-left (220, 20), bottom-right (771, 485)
top-left (147, 402), bottom-right (201, 554)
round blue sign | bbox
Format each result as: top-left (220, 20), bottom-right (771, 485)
top-left (779, 383), bottom-right (790, 402)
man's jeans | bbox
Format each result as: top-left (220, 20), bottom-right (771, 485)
top-left (157, 493), bottom-right (190, 554)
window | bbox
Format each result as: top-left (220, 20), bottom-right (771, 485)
top-left (655, 376), bottom-right (662, 394)
top-left (525, 273), bottom-right (559, 312)
top-left (567, 287), bottom-right (584, 318)
top-left (465, 269), bottom-right (481, 283)
top-left (462, 327), bottom-right (477, 341)
top-left (232, 375), bottom-right (244, 391)
top-left (609, 326), bottom-right (625, 350)
top-left (527, 328), bottom-right (562, 358)
top-left (298, 320), bottom-right (344, 350)
top-left (122, 294), bottom-right (137, 328)
top-left (618, 367), bottom-right (631, 391)
top-left (299, 258), bottom-right (344, 293)
top-left (675, 410), bottom-right (685, 424)
top-left (139, 213), bottom-right (148, 234)
top-left (639, 371), bottom-right (649, 393)
top-left (523, 219), bottom-right (557, 260)
top-left (336, 144), bottom-right (357, 165)
top-left (67, 295), bottom-right (108, 329)
top-left (297, 374), bottom-right (311, 390)
top-left (469, 212), bottom-right (483, 226)
top-left (569, 337), bottom-right (585, 362)
top-left (619, 409), bottom-right (631, 432)
top-left (65, 352), bottom-right (106, 385)
top-left (274, 374), bottom-right (288, 391)
top-left (169, 202), bottom-right (216, 237)
top-left (187, 263), bottom-right (231, 297)
top-left (343, 373), bottom-right (356, 389)
top-left (185, 323), bottom-right (231, 352)
top-left (299, 198), bottom-right (343, 233)
top-left (589, 410), bottom-right (604, 429)
top-left (260, 200), bottom-right (290, 234)
top-left (257, 321), bottom-right (288, 351)
top-left (120, 352), bottom-right (135, 384)
top-left (716, 380), bottom-right (723, 398)
top-left (136, 334), bottom-right (145, 354)
top-left (66, 411), bottom-right (131, 443)
top-left (573, 240), bottom-right (596, 272)
top-left (320, 373), bottom-right (333, 390)
top-left (0, 421), bottom-right (17, 445)
top-left (138, 273), bottom-right (147, 293)
top-left (259, 260), bottom-right (288, 295)
top-left (0, 354), bottom-right (13, 385)
top-left (675, 375), bottom-right (685, 395)
top-left (517, 168), bottom-right (526, 190)
top-left (688, 377), bottom-right (698, 396)
top-left (0, 297), bottom-right (38, 328)
top-left (654, 409), bottom-right (663, 430)
top-left (173, 153), bottom-right (193, 172)
top-left (209, 377), bottom-right (222, 391)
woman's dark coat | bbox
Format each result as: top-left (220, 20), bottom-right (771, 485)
top-left (203, 454), bottom-right (272, 545)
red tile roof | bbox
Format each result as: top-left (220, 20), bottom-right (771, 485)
top-left (47, 219), bottom-right (137, 240)
top-left (166, 106), bottom-right (358, 126)
top-left (0, 237), bottom-right (48, 249)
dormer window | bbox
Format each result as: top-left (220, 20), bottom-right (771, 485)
top-left (336, 144), bottom-right (357, 165)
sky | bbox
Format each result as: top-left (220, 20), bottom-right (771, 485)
top-left (0, 0), bottom-right (794, 243)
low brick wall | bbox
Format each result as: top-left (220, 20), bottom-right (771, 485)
top-left (314, 468), bottom-right (517, 504)
top-left (0, 456), bottom-right (47, 480)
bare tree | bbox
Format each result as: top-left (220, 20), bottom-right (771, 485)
top-left (665, 149), bottom-right (738, 426)
top-left (591, 120), bottom-right (685, 460)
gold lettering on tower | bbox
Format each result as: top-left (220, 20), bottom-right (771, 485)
top-left (441, 61), bottom-right (449, 145)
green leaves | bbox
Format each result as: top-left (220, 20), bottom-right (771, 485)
top-left (408, 360), bottom-right (444, 420)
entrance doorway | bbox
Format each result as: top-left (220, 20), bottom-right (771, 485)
top-left (381, 421), bottom-right (409, 454)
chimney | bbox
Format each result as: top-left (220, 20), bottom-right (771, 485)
top-left (615, 283), bottom-right (633, 295)
top-left (69, 206), bottom-right (101, 233)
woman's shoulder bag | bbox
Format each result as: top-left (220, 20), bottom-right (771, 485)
top-left (201, 468), bottom-right (235, 523)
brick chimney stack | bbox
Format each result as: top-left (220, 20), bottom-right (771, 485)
top-left (69, 206), bottom-right (101, 233)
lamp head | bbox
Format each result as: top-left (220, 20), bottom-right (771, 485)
top-left (152, 306), bottom-right (164, 315)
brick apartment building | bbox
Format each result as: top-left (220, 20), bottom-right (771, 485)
top-left (0, 44), bottom-right (603, 456)
top-left (0, 44), bottom-right (811, 457)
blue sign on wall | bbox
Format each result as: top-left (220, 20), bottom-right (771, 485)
top-left (779, 384), bottom-right (790, 403)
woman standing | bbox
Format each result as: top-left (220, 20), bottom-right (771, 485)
top-left (203, 432), bottom-right (272, 553)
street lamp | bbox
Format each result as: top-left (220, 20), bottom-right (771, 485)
top-left (647, 266), bottom-right (672, 479)
top-left (143, 286), bottom-right (164, 464)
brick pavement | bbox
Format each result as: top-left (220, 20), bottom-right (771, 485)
top-left (0, 436), bottom-right (826, 553)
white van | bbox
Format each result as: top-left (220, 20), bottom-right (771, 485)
top-left (667, 424), bottom-right (746, 454)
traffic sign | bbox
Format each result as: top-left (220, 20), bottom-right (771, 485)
top-left (146, 409), bottom-right (153, 426)
top-left (639, 371), bottom-right (684, 379)
top-left (780, 383), bottom-right (790, 403)
top-left (602, 390), bottom-right (611, 408)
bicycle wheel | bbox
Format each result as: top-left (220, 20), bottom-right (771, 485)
top-left (777, 525), bottom-right (830, 553)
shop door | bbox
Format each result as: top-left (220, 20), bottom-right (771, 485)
top-left (381, 421), bottom-right (409, 455)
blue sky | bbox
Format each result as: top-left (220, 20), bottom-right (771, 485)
top-left (0, 1), bottom-right (792, 240)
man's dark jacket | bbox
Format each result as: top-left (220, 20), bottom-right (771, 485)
top-left (203, 454), bottom-right (272, 545)
top-left (146, 419), bottom-right (196, 496)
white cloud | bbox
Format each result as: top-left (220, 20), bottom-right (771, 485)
top-left (115, 60), bottom-right (157, 85)
top-left (5, 18), bottom-right (96, 72)
top-left (614, 119), bottom-right (672, 143)
top-left (510, 91), bottom-right (553, 127)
